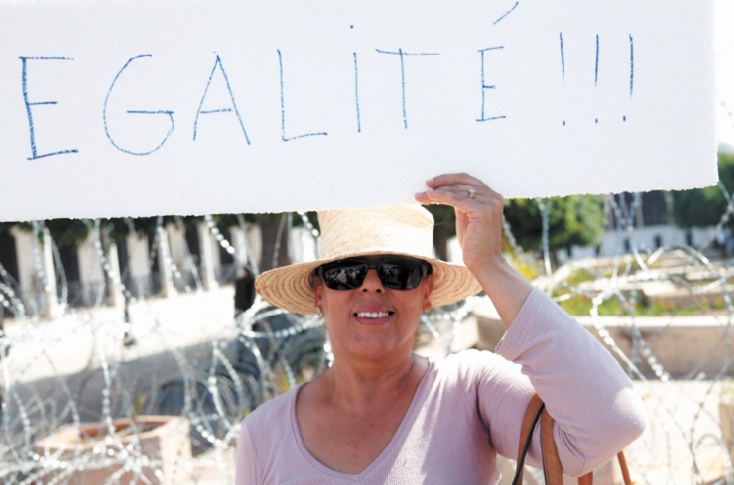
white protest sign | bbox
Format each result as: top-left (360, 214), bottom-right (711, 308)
top-left (0, 0), bottom-right (717, 221)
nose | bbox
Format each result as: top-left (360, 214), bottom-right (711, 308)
top-left (360, 269), bottom-right (384, 293)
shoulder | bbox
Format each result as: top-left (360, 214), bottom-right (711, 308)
top-left (242, 384), bottom-right (300, 439)
top-left (236, 385), bottom-right (303, 483)
top-left (437, 348), bottom-right (519, 379)
top-left (431, 349), bottom-right (525, 399)
top-left (237, 384), bottom-right (326, 483)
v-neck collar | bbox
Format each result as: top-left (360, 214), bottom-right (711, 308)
top-left (290, 358), bottom-right (436, 481)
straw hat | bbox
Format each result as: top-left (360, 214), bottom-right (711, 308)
top-left (255, 205), bottom-right (482, 315)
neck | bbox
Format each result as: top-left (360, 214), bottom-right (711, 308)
top-left (324, 354), bottom-right (419, 411)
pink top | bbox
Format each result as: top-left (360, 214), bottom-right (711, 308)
top-left (236, 288), bottom-right (646, 484)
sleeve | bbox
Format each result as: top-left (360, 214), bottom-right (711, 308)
top-left (480, 287), bottom-right (647, 477)
top-left (235, 423), bottom-right (260, 485)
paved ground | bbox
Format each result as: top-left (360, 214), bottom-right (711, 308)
top-left (627, 380), bottom-right (730, 485)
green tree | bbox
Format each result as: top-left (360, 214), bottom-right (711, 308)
top-left (425, 205), bottom-right (455, 261)
top-left (0, 219), bottom-right (91, 249)
top-left (503, 195), bottom-right (604, 257)
top-left (0, 222), bottom-right (15, 235)
top-left (44, 219), bottom-right (91, 248)
top-left (671, 153), bottom-right (734, 228)
top-left (0, 211), bottom-right (317, 275)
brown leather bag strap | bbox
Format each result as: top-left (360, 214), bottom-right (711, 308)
top-left (540, 407), bottom-right (564, 484)
top-left (575, 451), bottom-right (632, 485)
top-left (616, 451), bottom-right (632, 485)
top-left (516, 394), bottom-right (634, 485)
top-left (513, 393), bottom-right (545, 485)
top-left (541, 411), bottom-right (633, 485)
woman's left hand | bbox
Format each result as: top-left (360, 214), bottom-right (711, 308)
top-left (415, 173), bottom-right (504, 273)
top-left (416, 173), bottom-right (532, 327)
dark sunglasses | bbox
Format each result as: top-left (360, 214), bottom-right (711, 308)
top-left (313, 256), bottom-right (433, 291)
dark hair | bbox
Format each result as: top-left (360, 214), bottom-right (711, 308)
top-left (308, 270), bottom-right (322, 290)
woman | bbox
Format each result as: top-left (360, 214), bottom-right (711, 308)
top-left (236, 173), bottom-right (646, 484)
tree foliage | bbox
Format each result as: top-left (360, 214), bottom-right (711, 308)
top-left (671, 153), bottom-right (734, 228)
top-left (425, 205), bottom-right (456, 261)
top-left (0, 210), bottom-right (323, 274)
top-left (0, 216), bottom-right (189, 249)
top-left (503, 195), bottom-right (604, 254)
top-left (424, 195), bottom-right (604, 258)
top-left (1, 191), bottom-right (607, 266)
top-left (0, 219), bottom-right (91, 248)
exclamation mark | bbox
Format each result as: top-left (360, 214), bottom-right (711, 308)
top-left (594, 34), bottom-right (600, 124)
top-left (560, 32), bottom-right (565, 126)
top-left (560, 33), bottom-right (634, 126)
top-left (625, 34), bottom-right (634, 123)
top-left (351, 25), bottom-right (362, 133)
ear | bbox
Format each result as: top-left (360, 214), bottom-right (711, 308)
top-left (313, 281), bottom-right (323, 311)
top-left (422, 274), bottom-right (434, 312)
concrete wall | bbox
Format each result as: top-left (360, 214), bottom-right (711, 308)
top-left (289, 226), bottom-right (318, 264)
top-left (10, 227), bottom-right (60, 316)
top-left (166, 224), bottom-right (191, 273)
top-left (596, 224), bottom-right (717, 258)
top-left (77, 237), bottom-right (105, 306)
top-left (230, 224), bottom-right (261, 270)
top-left (126, 233), bottom-right (152, 297)
top-left (11, 227), bottom-right (38, 298)
top-left (474, 301), bottom-right (734, 378)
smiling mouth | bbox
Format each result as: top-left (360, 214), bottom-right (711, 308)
top-left (354, 311), bottom-right (394, 319)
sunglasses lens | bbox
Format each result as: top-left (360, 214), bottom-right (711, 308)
top-left (377, 261), bottom-right (424, 290)
top-left (321, 263), bottom-right (367, 290)
top-left (318, 257), bottom-right (430, 291)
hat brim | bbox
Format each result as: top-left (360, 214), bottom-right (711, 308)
top-left (255, 251), bottom-right (483, 315)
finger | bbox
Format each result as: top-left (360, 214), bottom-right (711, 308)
top-left (426, 173), bottom-right (489, 190)
top-left (418, 187), bottom-right (481, 211)
top-left (414, 191), bottom-right (437, 204)
top-left (425, 175), bottom-right (504, 204)
top-left (433, 184), bottom-right (485, 201)
top-left (415, 188), bottom-right (464, 207)
top-left (432, 184), bottom-right (504, 206)
top-left (417, 183), bottom-right (477, 200)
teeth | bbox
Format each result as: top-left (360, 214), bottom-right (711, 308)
top-left (356, 312), bottom-right (390, 318)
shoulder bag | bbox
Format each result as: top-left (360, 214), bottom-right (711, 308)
top-left (511, 393), bottom-right (632, 485)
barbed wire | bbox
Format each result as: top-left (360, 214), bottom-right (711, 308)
top-left (2, 188), bottom-right (734, 483)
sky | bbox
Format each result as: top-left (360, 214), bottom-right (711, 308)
top-left (716, 0), bottom-right (734, 148)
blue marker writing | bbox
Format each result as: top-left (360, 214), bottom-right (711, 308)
top-left (103, 55), bottom-right (174, 156)
top-left (193, 54), bottom-right (250, 145)
top-left (278, 49), bottom-right (327, 142)
top-left (476, 47), bottom-right (506, 122)
top-left (559, 33), bottom-right (565, 82)
top-left (375, 48), bottom-right (440, 129)
top-left (353, 52), bottom-right (362, 133)
top-left (493, 1), bottom-right (519, 26)
top-left (350, 24), bottom-right (362, 133)
top-left (594, 34), bottom-right (600, 88)
top-left (20, 56), bottom-right (79, 160)
top-left (629, 34), bottom-right (634, 97)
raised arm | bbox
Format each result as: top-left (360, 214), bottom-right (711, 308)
top-left (417, 173), bottom-right (646, 476)
top-left (415, 172), bottom-right (532, 327)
